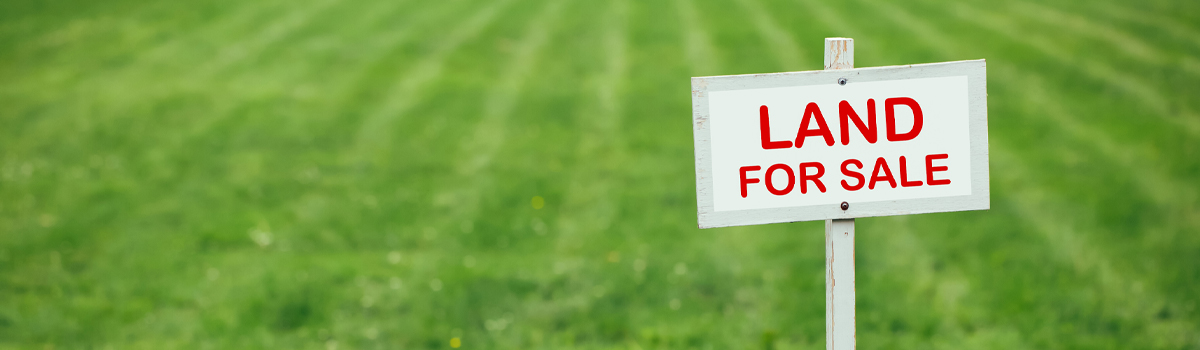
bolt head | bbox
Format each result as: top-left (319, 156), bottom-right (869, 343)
top-left (840, 201), bottom-right (849, 210)
top-left (838, 78), bottom-right (848, 85)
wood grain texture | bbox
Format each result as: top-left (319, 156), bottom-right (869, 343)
top-left (826, 218), bottom-right (855, 350)
top-left (824, 37), bottom-right (855, 350)
top-left (824, 37), bottom-right (854, 70)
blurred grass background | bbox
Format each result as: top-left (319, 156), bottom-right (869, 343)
top-left (1, 0), bottom-right (1199, 348)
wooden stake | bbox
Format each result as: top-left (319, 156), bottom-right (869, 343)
top-left (824, 37), bottom-right (855, 350)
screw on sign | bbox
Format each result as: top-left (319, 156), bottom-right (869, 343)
top-left (689, 38), bottom-right (989, 349)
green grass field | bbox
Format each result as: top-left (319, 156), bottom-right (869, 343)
top-left (2, 0), bottom-right (1199, 348)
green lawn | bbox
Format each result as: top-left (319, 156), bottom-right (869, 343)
top-left (2, 0), bottom-right (1199, 348)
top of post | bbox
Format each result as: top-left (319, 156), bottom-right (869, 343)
top-left (824, 38), bottom-right (854, 70)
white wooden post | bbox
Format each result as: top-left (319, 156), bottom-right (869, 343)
top-left (824, 37), bottom-right (855, 350)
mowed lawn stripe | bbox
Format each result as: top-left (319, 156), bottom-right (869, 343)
top-left (304, 0), bottom-right (482, 146)
top-left (945, 3), bottom-right (1200, 137)
top-left (153, 0), bottom-right (480, 220)
top-left (366, 0), bottom-right (572, 309)
top-left (859, 215), bottom-right (1038, 350)
top-left (0, 0), bottom-right (278, 91)
top-left (473, 4), bottom-right (634, 344)
top-left (0, 0), bottom-right (384, 269)
top-left (1093, 2), bottom-right (1200, 51)
top-left (732, 0), bottom-right (807, 70)
top-left (690, 0), bottom-right (784, 74)
top-left (51, 0), bottom-right (344, 99)
top-left (117, 0), bottom-right (463, 188)
top-left (182, 0), bottom-right (347, 79)
top-left (196, 0), bottom-right (428, 84)
top-left (990, 146), bottom-right (1199, 346)
top-left (140, 0), bottom-right (549, 343)
top-left (55, 0), bottom-right (457, 214)
top-left (0, 0), bottom-right (429, 186)
top-left (437, 0), bottom-right (567, 224)
top-left (1001, 1), bottom-right (1200, 79)
top-left (996, 68), bottom-right (1200, 215)
top-left (996, 1), bottom-right (1200, 95)
top-left (352, 0), bottom-right (521, 155)
top-left (1012, 0), bottom-right (1200, 103)
top-left (358, 0), bottom-right (551, 260)
top-left (144, 0), bottom-right (437, 149)
top-left (1008, 2), bottom-right (1167, 66)
top-left (391, 0), bottom-right (609, 345)
top-left (674, 0), bottom-right (722, 75)
top-left (0, 0), bottom-right (484, 345)
top-left (0, 0), bottom-right (285, 147)
top-left (220, 0), bottom-right (481, 147)
top-left (552, 0), bottom-right (630, 247)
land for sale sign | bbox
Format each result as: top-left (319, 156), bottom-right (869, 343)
top-left (691, 60), bottom-right (989, 228)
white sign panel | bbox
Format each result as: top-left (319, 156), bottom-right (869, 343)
top-left (692, 60), bottom-right (989, 228)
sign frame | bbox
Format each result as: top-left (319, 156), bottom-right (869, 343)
top-left (691, 59), bottom-right (990, 229)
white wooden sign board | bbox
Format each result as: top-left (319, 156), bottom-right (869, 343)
top-left (691, 60), bottom-right (989, 228)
